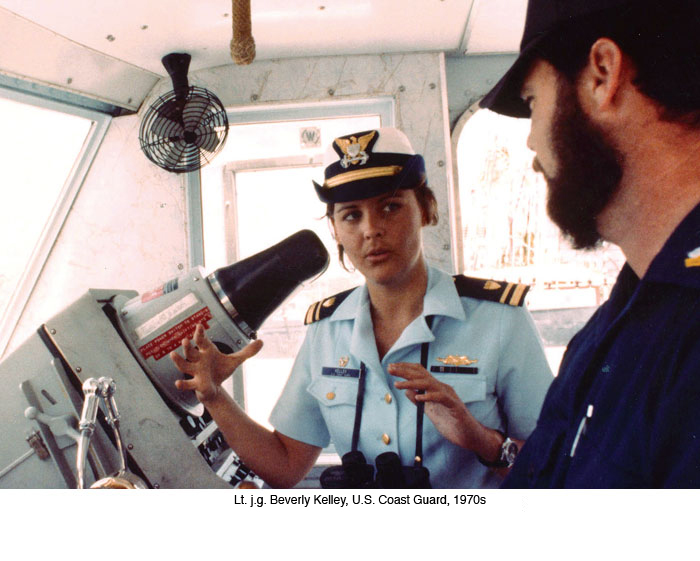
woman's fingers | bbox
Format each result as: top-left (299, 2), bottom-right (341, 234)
top-left (192, 324), bottom-right (212, 350)
top-left (388, 362), bottom-right (427, 380)
top-left (182, 337), bottom-right (199, 362)
top-left (170, 349), bottom-right (191, 372)
top-left (174, 378), bottom-right (198, 392)
top-left (237, 338), bottom-right (264, 360)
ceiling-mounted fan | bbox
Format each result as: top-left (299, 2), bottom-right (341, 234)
top-left (139, 53), bottom-right (229, 173)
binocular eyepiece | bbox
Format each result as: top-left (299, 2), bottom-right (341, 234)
top-left (319, 450), bottom-right (431, 489)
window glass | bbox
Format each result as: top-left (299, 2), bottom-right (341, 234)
top-left (201, 115), bottom-right (381, 453)
top-left (0, 94), bottom-right (94, 352)
top-left (456, 109), bottom-right (626, 371)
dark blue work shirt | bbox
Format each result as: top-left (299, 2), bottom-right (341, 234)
top-left (504, 202), bottom-right (700, 488)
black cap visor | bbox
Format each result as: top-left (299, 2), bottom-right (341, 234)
top-left (479, 33), bottom-right (549, 118)
top-left (314, 154), bottom-right (426, 204)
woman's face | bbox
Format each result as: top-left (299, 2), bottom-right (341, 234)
top-left (331, 189), bottom-right (426, 287)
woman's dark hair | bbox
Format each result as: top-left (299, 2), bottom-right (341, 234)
top-left (325, 181), bottom-right (439, 270)
top-left (533, 0), bottom-right (700, 127)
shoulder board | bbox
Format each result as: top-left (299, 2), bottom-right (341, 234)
top-left (452, 275), bottom-right (530, 307)
top-left (304, 288), bottom-right (356, 325)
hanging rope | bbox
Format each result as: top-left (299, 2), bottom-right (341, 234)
top-left (230, 0), bottom-right (256, 65)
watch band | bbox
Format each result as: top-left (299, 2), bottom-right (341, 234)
top-left (477, 430), bottom-right (518, 468)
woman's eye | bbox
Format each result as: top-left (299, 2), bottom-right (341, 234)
top-left (341, 211), bottom-right (360, 222)
top-left (382, 202), bottom-right (401, 214)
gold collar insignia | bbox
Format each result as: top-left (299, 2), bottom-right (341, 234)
top-left (685, 247), bottom-right (700, 268)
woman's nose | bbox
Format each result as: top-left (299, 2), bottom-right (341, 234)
top-left (362, 212), bottom-right (385, 239)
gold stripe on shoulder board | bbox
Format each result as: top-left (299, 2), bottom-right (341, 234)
top-left (499, 282), bottom-right (514, 304)
top-left (314, 300), bottom-right (324, 322)
top-left (510, 283), bottom-right (528, 306)
top-left (305, 302), bottom-right (318, 325)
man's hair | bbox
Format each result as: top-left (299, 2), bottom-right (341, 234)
top-left (533, 0), bottom-right (700, 127)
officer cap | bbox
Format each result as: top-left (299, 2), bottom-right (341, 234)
top-left (313, 127), bottom-right (426, 204)
top-left (481, 0), bottom-right (638, 118)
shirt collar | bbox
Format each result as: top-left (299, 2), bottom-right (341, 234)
top-left (422, 266), bottom-right (467, 321)
top-left (643, 201), bottom-right (700, 290)
top-left (327, 266), bottom-right (467, 323)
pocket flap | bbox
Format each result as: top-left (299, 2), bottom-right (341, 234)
top-left (307, 377), bottom-right (359, 407)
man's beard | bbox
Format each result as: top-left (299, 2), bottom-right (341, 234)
top-left (541, 79), bottom-right (624, 249)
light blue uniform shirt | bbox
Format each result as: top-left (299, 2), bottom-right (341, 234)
top-left (270, 266), bottom-right (553, 488)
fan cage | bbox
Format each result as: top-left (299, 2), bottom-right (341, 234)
top-left (139, 86), bottom-right (229, 173)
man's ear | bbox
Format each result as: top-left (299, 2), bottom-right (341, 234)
top-left (579, 38), bottom-right (626, 112)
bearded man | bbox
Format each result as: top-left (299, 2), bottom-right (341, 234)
top-left (480, 0), bottom-right (700, 487)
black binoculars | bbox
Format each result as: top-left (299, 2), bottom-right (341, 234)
top-left (319, 450), bottom-right (431, 489)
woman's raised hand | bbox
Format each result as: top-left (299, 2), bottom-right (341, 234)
top-left (170, 324), bottom-right (263, 403)
top-left (388, 362), bottom-right (483, 451)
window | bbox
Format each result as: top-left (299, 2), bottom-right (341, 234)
top-left (455, 108), bottom-right (626, 372)
top-left (199, 100), bottom-right (392, 458)
top-left (0, 87), bottom-right (111, 356)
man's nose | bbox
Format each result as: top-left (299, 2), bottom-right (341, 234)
top-left (526, 127), bottom-right (535, 152)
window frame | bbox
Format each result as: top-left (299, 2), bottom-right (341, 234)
top-left (0, 85), bottom-right (112, 357)
top-left (184, 97), bottom-right (395, 268)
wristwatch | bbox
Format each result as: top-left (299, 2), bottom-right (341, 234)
top-left (499, 436), bottom-right (519, 468)
top-left (478, 430), bottom-right (519, 468)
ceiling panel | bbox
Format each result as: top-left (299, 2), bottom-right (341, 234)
top-left (0, 0), bottom-right (529, 109)
top-left (463, 0), bottom-right (526, 54)
top-left (0, 0), bottom-right (481, 75)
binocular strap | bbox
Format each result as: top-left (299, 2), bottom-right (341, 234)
top-left (349, 317), bottom-right (433, 469)
top-left (350, 363), bottom-right (367, 452)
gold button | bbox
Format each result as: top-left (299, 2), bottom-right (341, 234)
top-left (326, 392), bottom-right (335, 400)
top-left (384, 393), bottom-right (392, 404)
top-left (382, 433), bottom-right (391, 445)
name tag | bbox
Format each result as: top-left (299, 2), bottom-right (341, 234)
top-left (430, 366), bottom-right (479, 375)
top-left (322, 367), bottom-right (360, 378)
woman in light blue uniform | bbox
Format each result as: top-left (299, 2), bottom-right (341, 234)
top-left (171, 127), bottom-right (553, 488)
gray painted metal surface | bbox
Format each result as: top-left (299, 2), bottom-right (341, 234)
top-left (0, 289), bottom-right (241, 488)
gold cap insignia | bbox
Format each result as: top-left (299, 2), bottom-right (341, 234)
top-left (335, 131), bottom-right (376, 168)
top-left (437, 355), bottom-right (478, 366)
top-left (339, 356), bottom-right (349, 367)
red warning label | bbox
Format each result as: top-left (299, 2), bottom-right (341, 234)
top-left (139, 307), bottom-right (213, 361)
top-left (140, 285), bottom-right (164, 304)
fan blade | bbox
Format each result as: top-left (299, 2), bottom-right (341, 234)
top-left (181, 94), bottom-right (211, 130)
top-left (195, 127), bottom-right (224, 153)
top-left (150, 99), bottom-right (185, 141)
top-left (180, 93), bottom-right (227, 153)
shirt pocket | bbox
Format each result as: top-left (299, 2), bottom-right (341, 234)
top-left (307, 376), bottom-right (359, 409)
top-left (433, 375), bottom-right (487, 404)
top-left (306, 377), bottom-right (359, 452)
